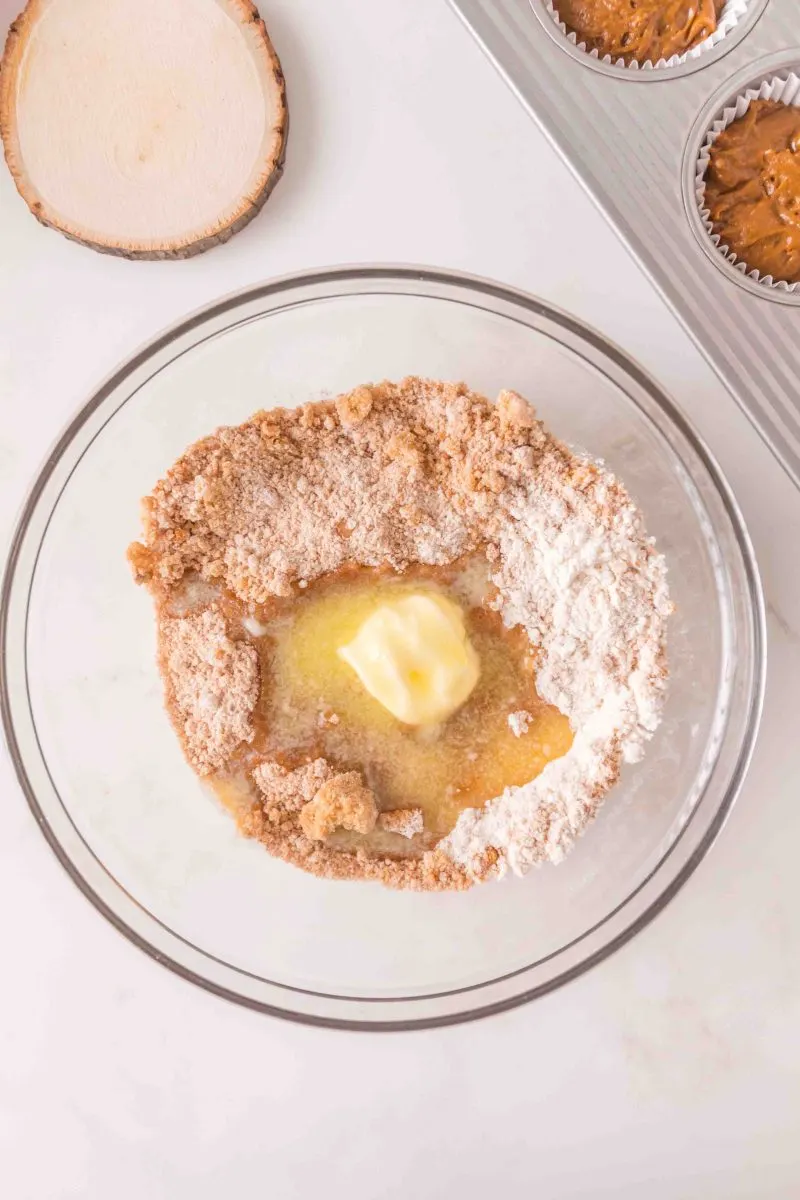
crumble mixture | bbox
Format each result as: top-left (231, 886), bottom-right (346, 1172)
top-left (129, 377), bottom-right (671, 889)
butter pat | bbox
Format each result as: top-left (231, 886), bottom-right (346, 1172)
top-left (338, 592), bottom-right (480, 725)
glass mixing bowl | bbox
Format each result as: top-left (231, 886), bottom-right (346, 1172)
top-left (0, 267), bottom-right (765, 1028)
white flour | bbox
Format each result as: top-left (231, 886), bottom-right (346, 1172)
top-left (508, 710), bottom-right (533, 737)
top-left (440, 456), bottom-right (672, 878)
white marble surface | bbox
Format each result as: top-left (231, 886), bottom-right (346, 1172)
top-left (1, 0), bottom-right (798, 1195)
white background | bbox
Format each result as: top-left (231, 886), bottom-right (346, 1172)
top-left (1, 0), bottom-right (799, 1196)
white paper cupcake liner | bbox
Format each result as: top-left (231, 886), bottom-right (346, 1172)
top-left (545, 0), bottom-right (749, 73)
top-left (695, 72), bottom-right (800, 293)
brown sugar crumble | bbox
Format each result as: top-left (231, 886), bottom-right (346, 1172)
top-left (160, 608), bottom-right (259, 775)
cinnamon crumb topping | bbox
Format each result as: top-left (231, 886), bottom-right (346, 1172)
top-left (130, 377), bottom-right (670, 890)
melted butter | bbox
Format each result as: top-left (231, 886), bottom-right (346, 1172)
top-left (242, 560), bottom-right (573, 851)
top-left (338, 591), bottom-right (479, 725)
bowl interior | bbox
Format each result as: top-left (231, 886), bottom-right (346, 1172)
top-left (3, 272), bottom-right (762, 1025)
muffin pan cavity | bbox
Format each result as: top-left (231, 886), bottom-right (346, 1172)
top-left (684, 61), bottom-right (800, 301)
top-left (536, 0), bottom-right (763, 80)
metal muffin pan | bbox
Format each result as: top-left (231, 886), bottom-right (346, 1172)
top-left (449, 0), bottom-right (800, 487)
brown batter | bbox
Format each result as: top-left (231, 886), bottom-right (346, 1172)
top-left (556, 0), bottom-right (723, 65)
top-left (704, 99), bottom-right (800, 284)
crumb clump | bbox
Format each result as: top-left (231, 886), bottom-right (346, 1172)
top-left (298, 772), bottom-right (378, 840)
top-left (377, 808), bottom-right (425, 838)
